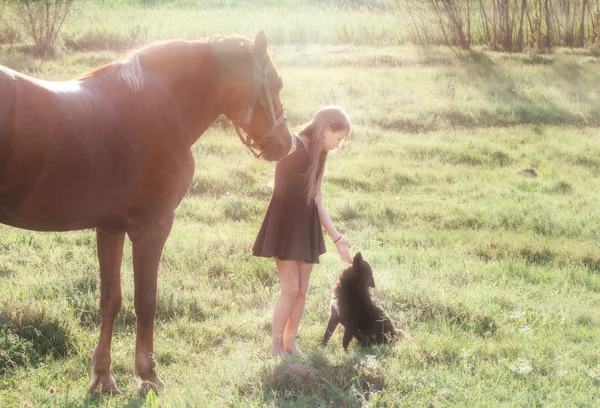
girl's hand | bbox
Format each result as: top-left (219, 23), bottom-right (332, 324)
top-left (334, 236), bottom-right (352, 264)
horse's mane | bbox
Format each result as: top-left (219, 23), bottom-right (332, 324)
top-left (206, 34), bottom-right (253, 50)
top-left (77, 35), bottom-right (255, 93)
top-left (78, 63), bottom-right (119, 81)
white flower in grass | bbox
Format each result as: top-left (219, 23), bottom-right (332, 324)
top-left (589, 368), bottom-right (600, 382)
top-left (515, 359), bottom-right (533, 376)
top-left (510, 310), bottom-right (525, 320)
top-left (556, 368), bottom-right (567, 377)
top-left (519, 325), bottom-right (533, 334)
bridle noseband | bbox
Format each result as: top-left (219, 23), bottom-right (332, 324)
top-left (225, 51), bottom-right (288, 158)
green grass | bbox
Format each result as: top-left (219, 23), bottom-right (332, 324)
top-left (2, 2), bottom-right (600, 407)
top-left (0, 0), bottom-right (405, 53)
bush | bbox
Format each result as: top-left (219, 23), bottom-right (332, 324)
top-left (13, 0), bottom-right (73, 55)
top-left (403, 0), bottom-right (600, 52)
top-left (0, 302), bottom-right (77, 361)
top-left (0, 329), bottom-right (39, 375)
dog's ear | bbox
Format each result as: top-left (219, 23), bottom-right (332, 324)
top-left (352, 252), bottom-right (363, 268)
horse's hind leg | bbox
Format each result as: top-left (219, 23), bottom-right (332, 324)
top-left (89, 228), bottom-right (125, 394)
top-left (129, 215), bottom-right (173, 394)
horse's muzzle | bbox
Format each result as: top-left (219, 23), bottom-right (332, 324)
top-left (261, 127), bottom-right (294, 161)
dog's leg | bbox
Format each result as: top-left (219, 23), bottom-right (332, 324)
top-left (342, 324), bottom-right (356, 351)
top-left (371, 318), bottom-right (387, 345)
top-left (382, 316), bottom-right (397, 342)
top-left (322, 306), bottom-right (340, 346)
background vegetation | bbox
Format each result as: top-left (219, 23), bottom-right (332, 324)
top-left (4, 1), bottom-right (600, 55)
top-left (404, 0), bottom-right (600, 51)
top-left (1, 0), bottom-right (600, 407)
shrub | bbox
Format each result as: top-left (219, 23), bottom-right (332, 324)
top-left (13, 0), bottom-right (73, 56)
top-left (0, 329), bottom-right (38, 375)
top-left (0, 302), bottom-right (77, 360)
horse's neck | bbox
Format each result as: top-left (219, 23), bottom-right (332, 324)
top-left (170, 65), bottom-right (221, 144)
top-left (124, 42), bottom-right (223, 146)
top-left (142, 44), bottom-right (226, 146)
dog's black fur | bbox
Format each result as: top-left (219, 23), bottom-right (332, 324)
top-left (322, 252), bottom-right (400, 350)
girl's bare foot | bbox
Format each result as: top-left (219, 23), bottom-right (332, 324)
top-left (272, 334), bottom-right (289, 358)
top-left (271, 345), bottom-right (289, 358)
top-left (285, 344), bottom-right (305, 357)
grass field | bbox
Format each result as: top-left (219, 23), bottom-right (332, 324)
top-left (2, 1), bottom-right (600, 407)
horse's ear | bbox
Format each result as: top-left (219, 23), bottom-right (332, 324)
top-left (254, 30), bottom-right (268, 60)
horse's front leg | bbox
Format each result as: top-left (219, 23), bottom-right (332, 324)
top-left (129, 215), bottom-right (173, 394)
top-left (89, 228), bottom-right (125, 394)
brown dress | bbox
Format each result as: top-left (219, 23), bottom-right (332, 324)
top-left (252, 141), bottom-right (326, 263)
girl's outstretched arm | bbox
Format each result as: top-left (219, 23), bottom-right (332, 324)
top-left (315, 190), bottom-right (352, 263)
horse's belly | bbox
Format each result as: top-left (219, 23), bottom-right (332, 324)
top-left (0, 163), bottom-right (190, 232)
top-left (0, 158), bottom-right (135, 231)
top-left (0, 131), bottom-right (140, 231)
top-left (0, 211), bottom-right (96, 232)
top-left (0, 185), bottom-right (116, 231)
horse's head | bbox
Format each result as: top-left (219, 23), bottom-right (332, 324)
top-left (213, 31), bottom-right (293, 161)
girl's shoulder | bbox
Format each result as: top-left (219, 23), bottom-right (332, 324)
top-left (296, 134), bottom-right (310, 152)
top-left (296, 138), bottom-right (309, 157)
top-left (282, 137), bottom-right (309, 161)
top-left (276, 139), bottom-right (309, 173)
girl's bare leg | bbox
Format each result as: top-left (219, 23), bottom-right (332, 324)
top-left (271, 257), bottom-right (300, 357)
top-left (284, 260), bottom-right (313, 355)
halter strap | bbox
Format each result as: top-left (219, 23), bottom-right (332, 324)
top-left (225, 51), bottom-right (287, 158)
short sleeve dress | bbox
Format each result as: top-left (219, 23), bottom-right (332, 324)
top-left (252, 140), bottom-right (326, 264)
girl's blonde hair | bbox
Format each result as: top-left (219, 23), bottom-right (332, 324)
top-left (297, 106), bottom-right (351, 200)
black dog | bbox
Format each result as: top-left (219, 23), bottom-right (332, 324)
top-left (322, 252), bottom-right (400, 350)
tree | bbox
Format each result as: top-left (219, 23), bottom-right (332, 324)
top-left (14, 0), bottom-right (73, 55)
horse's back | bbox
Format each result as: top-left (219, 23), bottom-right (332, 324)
top-left (0, 64), bottom-right (190, 232)
top-left (0, 66), bottom-right (127, 229)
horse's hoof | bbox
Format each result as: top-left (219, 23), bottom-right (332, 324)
top-left (136, 375), bottom-right (165, 395)
top-left (88, 374), bottom-right (122, 395)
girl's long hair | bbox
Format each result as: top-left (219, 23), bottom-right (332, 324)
top-left (297, 106), bottom-right (351, 200)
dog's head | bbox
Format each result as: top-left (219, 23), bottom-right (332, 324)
top-left (344, 252), bottom-right (375, 288)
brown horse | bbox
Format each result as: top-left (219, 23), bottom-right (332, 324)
top-left (0, 31), bottom-right (292, 394)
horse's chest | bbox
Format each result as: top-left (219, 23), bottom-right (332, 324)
top-left (134, 148), bottom-right (194, 203)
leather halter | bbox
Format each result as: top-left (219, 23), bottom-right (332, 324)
top-left (225, 51), bottom-right (288, 158)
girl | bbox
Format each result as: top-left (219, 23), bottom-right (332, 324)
top-left (252, 106), bottom-right (353, 357)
